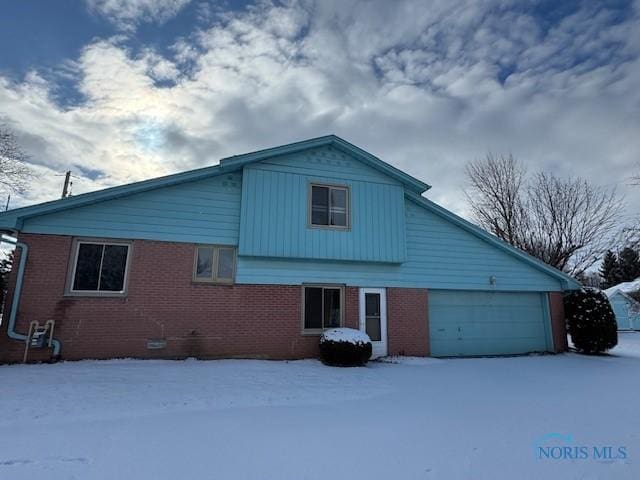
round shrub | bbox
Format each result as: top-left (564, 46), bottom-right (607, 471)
top-left (564, 287), bottom-right (618, 354)
top-left (319, 328), bottom-right (372, 367)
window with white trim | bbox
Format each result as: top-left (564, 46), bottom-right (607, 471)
top-left (310, 184), bottom-right (349, 228)
top-left (70, 241), bottom-right (130, 294)
top-left (194, 246), bottom-right (236, 283)
top-left (303, 285), bottom-right (343, 331)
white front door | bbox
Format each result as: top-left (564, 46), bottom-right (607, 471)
top-left (359, 288), bottom-right (388, 358)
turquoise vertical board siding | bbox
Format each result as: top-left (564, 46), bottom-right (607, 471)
top-left (609, 292), bottom-right (640, 330)
top-left (238, 145), bottom-right (407, 263)
top-left (236, 198), bottom-right (563, 291)
top-left (428, 291), bottom-right (552, 357)
top-left (22, 173), bottom-right (242, 245)
top-left (611, 294), bottom-right (631, 329)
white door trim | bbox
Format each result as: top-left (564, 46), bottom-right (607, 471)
top-left (359, 287), bottom-right (388, 358)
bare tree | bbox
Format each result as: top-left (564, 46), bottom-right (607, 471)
top-left (623, 228), bottom-right (640, 250)
top-left (0, 124), bottom-right (33, 194)
top-left (465, 153), bottom-right (623, 277)
top-left (465, 153), bottom-right (528, 247)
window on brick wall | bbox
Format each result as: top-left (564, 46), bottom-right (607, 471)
top-left (68, 240), bottom-right (131, 295)
top-left (193, 246), bottom-right (236, 283)
top-left (302, 285), bottom-right (343, 332)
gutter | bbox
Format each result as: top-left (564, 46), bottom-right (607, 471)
top-left (1, 234), bottom-right (61, 360)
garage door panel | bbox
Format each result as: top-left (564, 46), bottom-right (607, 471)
top-left (431, 306), bottom-right (544, 325)
top-left (431, 307), bottom-right (495, 325)
top-left (459, 338), bottom-right (547, 356)
top-left (459, 322), bottom-right (545, 339)
top-left (429, 290), bottom-right (551, 357)
top-left (431, 321), bottom-right (545, 339)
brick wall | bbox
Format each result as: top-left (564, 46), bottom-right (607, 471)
top-left (548, 292), bottom-right (568, 353)
top-left (0, 234), bottom-right (425, 362)
top-left (387, 287), bottom-right (429, 356)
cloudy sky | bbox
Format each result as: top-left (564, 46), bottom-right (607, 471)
top-left (0, 0), bottom-right (638, 221)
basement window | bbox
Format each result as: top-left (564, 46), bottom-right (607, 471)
top-left (68, 240), bottom-right (131, 295)
top-left (309, 184), bottom-right (349, 228)
top-left (193, 246), bottom-right (236, 284)
top-left (302, 285), bottom-right (343, 333)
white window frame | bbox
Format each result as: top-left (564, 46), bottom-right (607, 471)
top-left (301, 284), bottom-right (345, 334)
top-left (66, 238), bottom-right (132, 297)
top-left (308, 183), bottom-right (350, 230)
top-left (192, 245), bottom-right (236, 284)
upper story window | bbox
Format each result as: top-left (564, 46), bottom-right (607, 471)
top-left (193, 245), bottom-right (236, 284)
top-left (310, 184), bottom-right (349, 228)
top-left (68, 239), bottom-right (131, 296)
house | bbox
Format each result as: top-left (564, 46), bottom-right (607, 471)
top-left (605, 279), bottom-right (640, 331)
top-left (0, 135), bottom-right (581, 363)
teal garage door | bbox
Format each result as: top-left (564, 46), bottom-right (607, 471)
top-left (429, 291), bottom-right (552, 357)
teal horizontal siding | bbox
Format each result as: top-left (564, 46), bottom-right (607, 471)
top-left (236, 198), bottom-right (563, 291)
top-left (22, 173), bottom-right (242, 245)
top-left (238, 145), bottom-right (407, 263)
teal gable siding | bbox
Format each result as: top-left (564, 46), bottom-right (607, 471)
top-left (235, 198), bottom-right (563, 291)
top-left (238, 146), bottom-right (407, 263)
top-left (21, 173), bottom-right (242, 245)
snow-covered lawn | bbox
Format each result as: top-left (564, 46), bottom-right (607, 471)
top-left (1, 334), bottom-right (640, 480)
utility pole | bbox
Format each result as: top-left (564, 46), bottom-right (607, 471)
top-left (61, 170), bottom-right (72, 198)
top-left (4, 194), bottom-right (10, 211)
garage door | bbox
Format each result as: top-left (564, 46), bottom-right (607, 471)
top-left (429, 291), bottom-right (552, 357)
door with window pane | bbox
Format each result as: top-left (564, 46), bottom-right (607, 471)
top-left (359, 288), bottom-right (387, 358)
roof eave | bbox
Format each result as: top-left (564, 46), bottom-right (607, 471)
top-left (612, 290), bottom-right (640, 305)
top-left (405, 192), bottom-right (582, 290)
top-left (0, 163), bottom-right (232, 229)
top-left (221, 135), bottom-right (431, 193)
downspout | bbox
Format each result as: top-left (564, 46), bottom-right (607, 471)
top-left (1, 235), bottom-right (61, 359)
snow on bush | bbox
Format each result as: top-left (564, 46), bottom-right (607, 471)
top-left (564, 287), bottom-right (618, 354)
top-left (321, 328), bottom-right (371, 345)
top-left (319, 328), bottom-right (372, 367)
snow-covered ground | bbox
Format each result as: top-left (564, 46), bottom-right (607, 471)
top-left (1, 334), bottom-right (639, 480)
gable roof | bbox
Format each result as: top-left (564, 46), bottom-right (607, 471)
top-left (0, 134), bottom-right (580, 290)
top-left (220, 135), bottom-right (430, 193)
top-left (605, 278), bottom-right (640, 299)
top-left (404, 191), bottom-right (582, 290)
top-left (608, 290), bottom-right (640, 306)
top-left (0, 135), bottom-right (429, 231)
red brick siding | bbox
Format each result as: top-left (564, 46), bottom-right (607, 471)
top-left (548, 292), bottom-right (567, 353)
top-left (387, 287), bottom-right (429, 356)
top-left (0, 234), bottom-right (418, 363)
